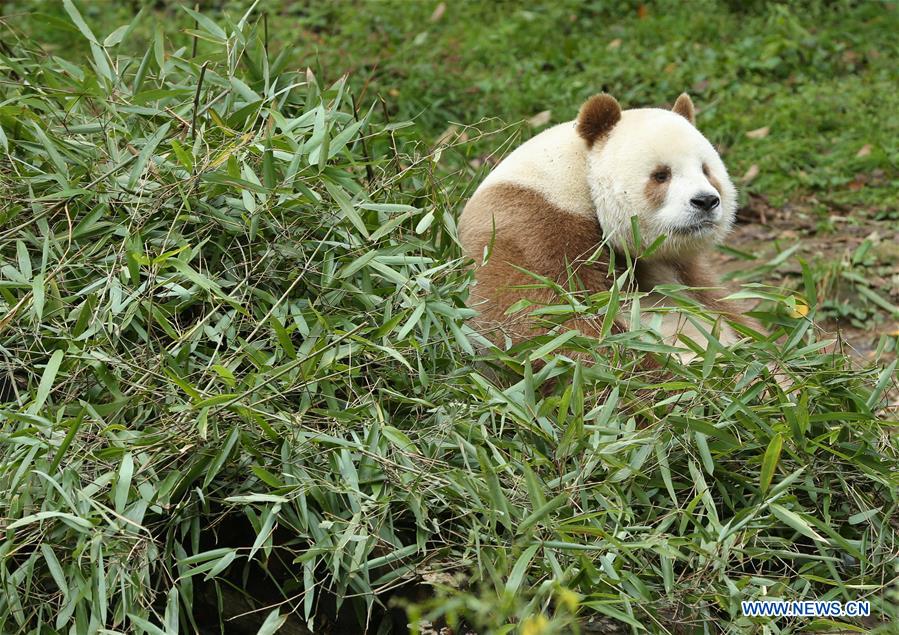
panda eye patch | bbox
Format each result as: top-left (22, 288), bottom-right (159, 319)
top-left (651, 167), bottom-right (671, 183)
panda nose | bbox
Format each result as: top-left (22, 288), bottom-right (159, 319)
top-left (691, 193), bottom-right (720, 213)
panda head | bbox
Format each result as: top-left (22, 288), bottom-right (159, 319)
top-left (576, 93), bottom-right (737, 259)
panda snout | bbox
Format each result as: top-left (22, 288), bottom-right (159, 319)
top-left (690, 193), bottom-right (720, 214)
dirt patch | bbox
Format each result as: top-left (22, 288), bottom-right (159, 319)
top-left (715, 194), bottom-right (899, 365)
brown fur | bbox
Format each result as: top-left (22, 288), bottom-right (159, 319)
top-left (459, 183), bottom-right (624, 345)
top-left (703, 164), bottom-right (723, 197)
top-left (644, 167), bottom-right (671, 208)
top-left (576, 94), bottom-right (622, 147)
top-left (672, 93), bottom-right (695, 124)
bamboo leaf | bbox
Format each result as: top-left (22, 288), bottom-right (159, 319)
top-left (770, 504), bottom-right (828, 543)
top-left (29, 349), bottom-right (64, 415)
top-left (759, 433), bottom-right (783, 494)
top-left (114, 452), bottom-right (134, 513)
top-left (63, 0), bottom-right (99, 43)
top-left (504, 544), bottom-right (540, 596)
top-left (128, 122), bottom-right (171, 188)
top-left (255, 610), bottom-right (288, 635)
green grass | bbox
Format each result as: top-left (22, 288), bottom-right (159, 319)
top-left (1, 2), bottom-right (898, 634)
top-left (7, 0), bottom-right (898, 210)
top-left (291, 0), bottom-right (899, 206)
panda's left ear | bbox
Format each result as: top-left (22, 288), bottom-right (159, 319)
top-left (672, 93), bottom-right (695, 125)
top-left (576, 94), bottom-right (621, 146)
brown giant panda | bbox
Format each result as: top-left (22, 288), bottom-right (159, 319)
top-left (458, 93), bottom-right (754, 361)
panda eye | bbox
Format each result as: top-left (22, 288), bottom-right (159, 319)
top-left (651, 168), bottom-right (670, 183)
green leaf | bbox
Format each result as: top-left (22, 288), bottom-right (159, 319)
top-left (39, 544), bottom-right (69, 598)
top-left (694, 432), bottom-right (714, 475)
top-left (255, 610), bottom-right (288, 635)
top-left (262, 149), bottom-right (275, 188)
top-left (153, 25), bottom-right (165, 72)
top-left (581, 601), bottom-right (645, 630)
top-left (29, 349), bottom-right (64, 415)
top-left (270, 316), bottom-right (297, 360)
top-left (770, 504), bottom-right (827, 543)
top-left (128, 122), bottom-right (171, 188)
top-left (50, 411), bottom-right (84, 472)
top-left (517, 493), bottom-right (568, 535)
top-left (17, 240), bottom-right (31, 279)
top-left (114, 452), bottom-right (134, 513)
top-left (848, 507), bottom-right (880, 525)
top-left (170, 139), bottom-right (194, 171)
top-left (31, 273), bottom-right (45, 321)
top-left (9, 511), bottom-right (91, 531)
top-left (30, 122), bottom-right (69, 178)
top-left (382, 425), bottom-right (419, 454)
top-left (528, 330), bottom-right (580, 361)
top-left (504, 543), bottom-right (540, 596)
top-left (205, 549), bottom-right (238, 580)
top-left (230, 76), bottom-right (262, 103)
top-left (600, 277), bottom-right (619, 338)
top-left (63, 0), bottom-right (99, 43)
top-left (225, 494), bottom-right (289, 504)
top-left (249, 504), bottom-right (280, 560)
top-left (415, 210), bottom-right (435, 234)
top-left (326, 120), bottom-right (365, 159)
top-left (203, 427), bottom-right (240, 488)
top-left (866, 359), bottom-right (897, 409)
top-left (759, 433), bottom-right (783, 494)
top-left (127, 615), bottom-right (168, 635)
top-left (324, 180), bottom-right (369, 238)
top-left (179, 5), bottom-right (228, 40)
top-left (103, 24), bottom-right (129, 47)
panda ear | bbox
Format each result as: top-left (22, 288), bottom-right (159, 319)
top-left (672, 93), bottom-right (695, 125)
top-left (576, 94), bottom-right (621, 146)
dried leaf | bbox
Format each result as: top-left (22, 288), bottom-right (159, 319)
top-left (430, 2), bottom-right (446, 22)
top-left (434, 124), bottom-right (459, 147)
top-left (856, 144), bottom-right (872, 158)
top-left (607, 38), bottom-right (622, 50)
top-left (527, 110), bottom-right (551, 128)
top-left (741, 164), bottom-right (760, 183)
top-left (848, 175), bottom-right (865, 191)
top-left (746, 126), bottom-right (770, 139)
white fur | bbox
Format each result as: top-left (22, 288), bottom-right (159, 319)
top-left (480, 122), bottom-right (594, 218)
top-left (588, 108), bottom-right (737, 258)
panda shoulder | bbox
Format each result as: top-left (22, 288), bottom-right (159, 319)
top-left (464, 122), bottom-right (593, 223)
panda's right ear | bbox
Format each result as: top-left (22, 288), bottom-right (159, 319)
top-left (672, 93), bottom-right (695, 125)
top-left (576, 94), bottom-right (621, 147)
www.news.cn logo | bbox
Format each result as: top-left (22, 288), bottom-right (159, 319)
top-left (741, 600), bottom-right (871, 618)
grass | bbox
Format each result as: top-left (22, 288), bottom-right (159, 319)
top-left (0, 1), bottom-right (897, 634)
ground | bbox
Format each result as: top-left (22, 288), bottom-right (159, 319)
top-left (724, 195), bottom-right (899, 364)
